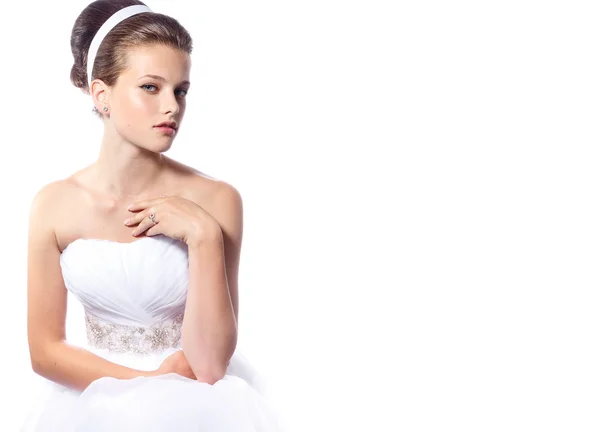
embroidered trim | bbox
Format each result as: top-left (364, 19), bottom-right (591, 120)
top-left (85, 313), bottom-right (184, 354)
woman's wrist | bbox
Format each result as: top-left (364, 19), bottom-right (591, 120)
top-left (185, 225), bottom-right (223, 250)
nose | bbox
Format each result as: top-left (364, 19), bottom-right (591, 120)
top-left (161, 90), bottom-right (181, 116)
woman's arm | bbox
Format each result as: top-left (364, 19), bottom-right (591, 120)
top-left (26, 183), bottom-right (158, 392)
top-left (181, 183), bottom-right (241, 383)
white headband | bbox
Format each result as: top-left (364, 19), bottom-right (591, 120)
top-left (87, 5), bottom-right (153, 90)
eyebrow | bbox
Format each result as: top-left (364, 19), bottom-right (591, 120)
top-left (138, 74), bottom-right (190, 86)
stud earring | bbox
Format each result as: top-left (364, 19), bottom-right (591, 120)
top-left (103, 106), bottom-right (108, 112)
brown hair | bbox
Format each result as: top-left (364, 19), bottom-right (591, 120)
top-left (70, 0), bottom-right (193, 116)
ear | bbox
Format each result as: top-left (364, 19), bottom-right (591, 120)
top-left (90, 79), bottom-right (110, 111)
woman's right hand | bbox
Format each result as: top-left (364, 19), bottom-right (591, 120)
top-left (155, 350), bottom-right (196, 380)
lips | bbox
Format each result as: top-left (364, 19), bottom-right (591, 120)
top-left (155, 121), bottom-right (177, 130)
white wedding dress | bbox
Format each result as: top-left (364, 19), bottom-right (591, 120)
top-left (21, 234), bottom-right (283, 431)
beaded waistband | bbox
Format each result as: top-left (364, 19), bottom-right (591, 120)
top-left (85, 313), bottom-right (184, 355)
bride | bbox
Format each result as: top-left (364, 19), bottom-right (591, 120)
top-left (22, 1), bottom-right (281, 430)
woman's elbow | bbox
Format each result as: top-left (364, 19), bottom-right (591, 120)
top-left (193, 365), bottom-right (227, 385)
top-left (29, 341), bottom-right (60, 376)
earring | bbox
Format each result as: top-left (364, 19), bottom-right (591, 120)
top-left (103, 106), bottom-right (108, 112)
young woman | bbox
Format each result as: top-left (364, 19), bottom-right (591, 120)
top-left (22, 1), bottom-right (281, 430)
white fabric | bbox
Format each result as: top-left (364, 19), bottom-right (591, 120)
top-left (87, 5), bottom-right (152, 90)
top-left (21, 234), bottom-right (283, 431)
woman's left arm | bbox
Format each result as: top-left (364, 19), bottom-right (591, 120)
top-left (125, 184), bottom-right (243, 384)
top-left (181, 184), bottom-right (242, 383)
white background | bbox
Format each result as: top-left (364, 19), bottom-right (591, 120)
top-left (2, 0), bottom-right (599, 430)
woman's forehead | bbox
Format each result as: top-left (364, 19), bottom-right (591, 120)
top-left (121, 45), bottom-right (191, 81)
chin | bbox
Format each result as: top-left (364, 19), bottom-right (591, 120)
top-left (137, 143), bottom-right (172, 154)
top-left (138, 136), bottom-right (175, 153)
top-left (156, 142), bottom-right (175, 153)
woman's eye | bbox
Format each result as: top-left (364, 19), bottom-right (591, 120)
top-left (141, 85), bottom-right (187, 97)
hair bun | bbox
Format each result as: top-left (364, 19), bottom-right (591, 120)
top-left (70, 63), bottom-right (89, 94)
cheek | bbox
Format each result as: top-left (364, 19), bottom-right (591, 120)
top-left (128, 91), bottom-right (158, 115)
top-left (112, 93), bottom-right (155, 135)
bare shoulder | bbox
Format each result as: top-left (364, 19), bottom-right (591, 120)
top-left (28, 176), bottom-right (89, 250)
top-left (30, 179), bottom-right (69, 209)
top-left (166, 158), bottom-right (243, 244)
top-left (30, 168), bottom-right (91, 208)
top-left (167, 157), bottom-right (242, 209)
top-left (29, 180), bottom-right (77, 233)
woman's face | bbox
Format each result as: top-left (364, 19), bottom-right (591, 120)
top-left (107, 44), bottom-right (191, 152)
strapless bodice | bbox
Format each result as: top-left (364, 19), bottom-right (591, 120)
top-left (59, 235), bottom-right (189, 354)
